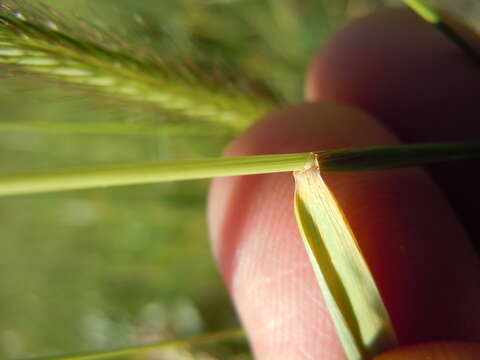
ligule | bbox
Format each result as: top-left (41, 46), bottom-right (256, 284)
top-left (293, 154), bottom-right (397, 360)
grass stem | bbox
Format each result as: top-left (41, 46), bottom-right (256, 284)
top-left (0, 141), bottom-right (479, 197)
top-left (318, 141), bottom-right (480, 172)
top-left (0, 152), bottom-right (311, 196)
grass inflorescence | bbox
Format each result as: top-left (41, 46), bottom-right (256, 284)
top-left (0, 1), bottom-right (279, 133)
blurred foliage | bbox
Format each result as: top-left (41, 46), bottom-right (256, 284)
top-left (0, 0), bottom-right (478, 359)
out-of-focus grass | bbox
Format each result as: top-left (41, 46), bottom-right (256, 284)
top-left (0, 1), bottom-right (477, 359)
top-left (0, 1), bottom-right (335, 357)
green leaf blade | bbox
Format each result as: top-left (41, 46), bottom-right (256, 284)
top-left (18, 328), bottom-right (245, 360)
top-left (293, 155), bottom-right (397, 360)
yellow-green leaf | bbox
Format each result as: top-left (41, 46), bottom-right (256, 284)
top-left (293, 154), bottom-right (397, 360)
top-left (18, 328), bottom-right (244, 360)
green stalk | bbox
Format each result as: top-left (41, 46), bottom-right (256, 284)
top-left (403, 0), bottom-right (441, 23)
top-left (403, 0), bottom-right (480, 63)
top-left (318, 141), bottom-right (480, 172)
top-left (0, 152), bottom-right (311, 196)
top-left (19, 328), bottom-right (244, 360)
top-left (0, 141), bottom-right (479, 197)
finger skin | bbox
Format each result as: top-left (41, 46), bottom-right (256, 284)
top-left (306, 8), bottom-right (480, 249)
top-left (306, 8), bottom-right (480, 140)
top-left (208, 103), bottom-right (480, 359)
top-left (375, 342), bottom-right (480, 360)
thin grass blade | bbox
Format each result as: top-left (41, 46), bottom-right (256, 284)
top-left (17, 328), bottom-right (244, 360)
top-left (402, 0), bottom-right (479, 63)
top-left (293, 154), bottom-right (397, 360)
top-left (0, 119), bottom-right (236, 136)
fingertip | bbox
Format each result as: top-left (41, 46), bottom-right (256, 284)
top-left (305, 8), bottom-right (480, 142)
top-left (305, 6), bottom-right (480, 255)
top-left (208, 102), bottom-right (480, 359)
top-left (306, 8), bottom-right (435, 103)
top-left (208, 103), bottom-right (394, 359)
top-left (208, 102), bottom-right (387, 282)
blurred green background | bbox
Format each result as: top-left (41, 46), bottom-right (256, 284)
top-left (0, 1), bottom-right (478, 359)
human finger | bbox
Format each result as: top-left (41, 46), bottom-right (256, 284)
top-left (208, 103), bottom-right (480, 359)
top-left (306, 8), bottom-right (480, 249)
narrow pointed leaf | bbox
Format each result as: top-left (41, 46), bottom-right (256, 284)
top-left (402, 0), bottom-right (479, 63)
top-left (18, 328), bottom-right (244, 360)
top-left (294, 154), bottom-right (397, 360)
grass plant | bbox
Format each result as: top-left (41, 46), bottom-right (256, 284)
top-left (0, 1), bottom-right (478, 360)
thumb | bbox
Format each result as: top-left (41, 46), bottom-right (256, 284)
top-left (375, 342), bottom-right (480, 360)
